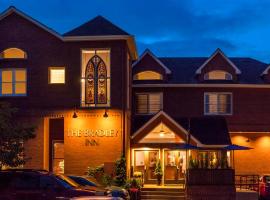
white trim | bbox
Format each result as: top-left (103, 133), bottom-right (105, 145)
top-left (195, 48), bottom-right (241, 74)
top-left (132, 83), bottom-right (270, 88)
top-left (204, 92), bottom-right (233, 116)
top-left (132, 49), bottom-right (171, 74)
top-left (261, 65), bottom-right (270, 75)
top-left (0, 6), bottom-right (62, 40)
top-left (131, 110), bottom-right (202, 146)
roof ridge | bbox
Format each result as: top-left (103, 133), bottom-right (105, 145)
top-left (63, 15), bottom-right (129, 36)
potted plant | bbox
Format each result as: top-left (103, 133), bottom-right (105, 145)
top-left (154, 160), bottom-right (163, 185)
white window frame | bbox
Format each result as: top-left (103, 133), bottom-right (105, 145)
top-left (204, 92), bottom-right (233, 115)
top-left (135, 92), bottom-right (163, 115)
top-left (0, 68), bottom-right (27, 97)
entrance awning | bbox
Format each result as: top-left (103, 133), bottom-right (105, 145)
top-left (171, 143), bottom-right (200, 150)
top-left (223, 144), bottom-right (253, 150)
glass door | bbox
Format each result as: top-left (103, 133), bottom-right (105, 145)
top-left (52, 140), bottom-right (64, 174)
top-left (134, 150), bottom-right (159, 184)
top-left (164, 150), bottom-right (186, 184)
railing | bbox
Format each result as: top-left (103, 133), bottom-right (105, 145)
top-left (235, 174), bottom-right (259, 191)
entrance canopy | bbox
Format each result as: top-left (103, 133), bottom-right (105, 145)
top-left (131, 111), bottom-right (232, 147)
top-left (131, 111), bottom-right (201, 146)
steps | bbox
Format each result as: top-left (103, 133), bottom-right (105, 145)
top-left (141, 187), bottom-right (186, 200)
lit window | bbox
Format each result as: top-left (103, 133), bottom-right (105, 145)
top-left (136, 93), bottom-right (162, 114)
top-left (133, 71), bottom-right (163, 80)
top-left (49, 67), bottom-right (65, 84)
top-left (204, 93), bottom-right (232, 115)
top-left (0, 48), bottom-right (27, 59)
top-left (204, 70), bottom-right (232, 80)
top-left (0, 69), bottom-right (27, 96)
top-left (81, 49), bottom-right (110, 107)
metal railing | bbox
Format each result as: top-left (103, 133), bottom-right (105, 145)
top-left (235, 174), bottom-right (259, 191)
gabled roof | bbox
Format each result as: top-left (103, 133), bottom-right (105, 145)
top-left (63, 15), bottom-right (129, 36)
top-left (132, 49), bottom-right (172, 74)
top-left (0, 6), bottom-right (62, 40)
top-left (195, 48), bottom-right (241, 74)
top-left (131, 113), bottom-right (232, 146)
top-left (131, 111), bottom-right (201, 145)
top-left (135, 57), bottom-right (266, 84)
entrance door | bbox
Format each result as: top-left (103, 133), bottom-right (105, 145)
top-left (164, 150), bottom-right (186, 184)
top-left (52, 140), bottom-right (64, 174)
top-left (134, 150), bottom-right (159, 184)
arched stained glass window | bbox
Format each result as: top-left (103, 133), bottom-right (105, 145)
top-left (85, 55), bottom-right (107, 105)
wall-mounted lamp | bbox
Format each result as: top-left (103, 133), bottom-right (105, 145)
top-left (246, 138), bottom-right (250, 142)
top-left (103, 109), bottom-right (108, 118)
top-left (72, 107), bottom-right (78, 118)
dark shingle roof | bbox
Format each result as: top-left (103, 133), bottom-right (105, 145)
top-left (132, 115), bottom-right (231, 145)
top-left (156, 57), bottom-right (268, 84)
top-left (63, 15), bottom-right (129, 36)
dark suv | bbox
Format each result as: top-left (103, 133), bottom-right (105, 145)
top-left (0, 169), bottom-right (95, 200)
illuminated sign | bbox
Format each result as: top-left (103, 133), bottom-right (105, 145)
top-left (67, 129), bottom-right (119, 137)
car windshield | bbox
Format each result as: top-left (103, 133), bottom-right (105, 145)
top-left (68, 176), bottom-right (97, 187)
top-left (55, 174), bottom-right (79, 189)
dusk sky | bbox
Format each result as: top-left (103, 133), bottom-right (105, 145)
top-left (1, 0), bottom-right (270, 63)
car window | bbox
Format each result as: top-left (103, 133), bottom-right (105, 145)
top-left (40, 176), bottom-right (55, 189)
top-left (55, 176), bottom-right (74, 189)
top-left (11, 173), bottom-right (39, 189)
top-left (265, 176), bottom-right (270, 183)
top-left (69, 176), bottom-right (97, 187)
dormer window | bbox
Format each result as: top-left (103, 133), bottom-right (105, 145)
top-left (204, 70), bottom-right (233, 80)
top-left (0, 48), bottom-right (27, 59)
top-left (133, 71), bottom-right (163, 80)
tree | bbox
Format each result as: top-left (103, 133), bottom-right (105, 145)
top-left (0, 102), bottom-right (36, 170)
top-left (114, 155), bottom-right (127, 187)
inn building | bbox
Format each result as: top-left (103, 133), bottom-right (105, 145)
top-left (1, 6), bottom-right (270, 184)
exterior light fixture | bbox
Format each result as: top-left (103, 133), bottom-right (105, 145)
top-left (246, 138), bottom-right (250, 142)
top-left (72, 107), bottom-right (78, 118)
top-left (103, 109), bottom-right (108, 118)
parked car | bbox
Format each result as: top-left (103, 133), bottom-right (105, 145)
top-left (68, 175), bottom-right (129, 199)
top-left (0, 169), bottom-right (95, 200)
top-left (259, 175), bottom-right (270, 200)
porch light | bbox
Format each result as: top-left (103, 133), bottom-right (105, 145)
top-left (72, 107), bottom-right (78, 118)
top-left (103, 109), bottom-right (108, 118)
top-left (72, 112), bottom-right (78, 118)
top-left (159, 130), bottom-right (165, 137)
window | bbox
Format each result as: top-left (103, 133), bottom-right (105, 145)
top-left (204, 93), bottom-right (232, 115)
top-left (136, 93), bottom-right (162, 114)
top-left (49, 67), bottom-right (65, 84)
top-left (204, 70), bottom-right (232, 80)
top-left (81, 49), bottom-right (110, 107)
top-left (0, 69), bottom-right (27, 96)
top-left (0, 48), bottom-right (27, 59)
top-left (133, 71), bottom-right (163, 80)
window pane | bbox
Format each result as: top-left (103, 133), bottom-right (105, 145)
top-left (50, 68), bottom-right (65, 84)
top-left (15, 70), bottom-right (26, 81)
top-left (149, 94), bottom-right (161, 113)
top-left (136, 94), bottom-right (148, 114)
top-left (2, 70), bottom-right (12, 82)
top-left (205, 93), bottom-right (232, 114)
top-left (15, 83), bottom-right (26, 94)
top-left (1, 48), bottom-right (26, 59)
top-left (134, 71), bottom-right (163, 80)
top-left (2, 83), bottom-right (13, 94)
